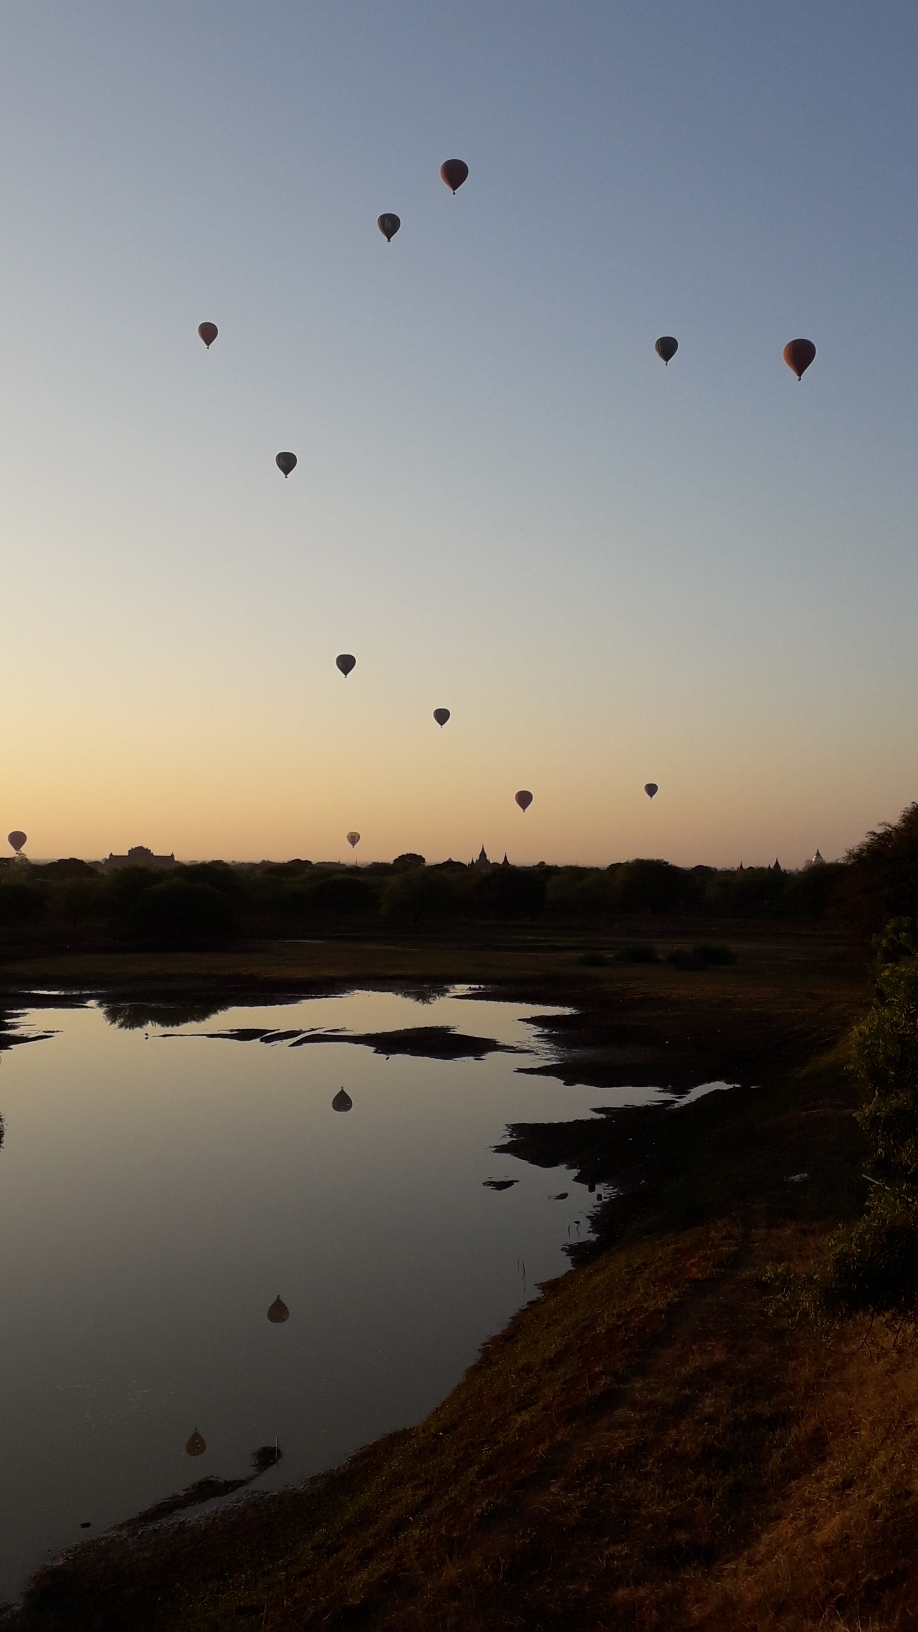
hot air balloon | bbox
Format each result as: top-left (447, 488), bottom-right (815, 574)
top-left (377, 213), bottom-right (400, 242)
top-left (332, 1088), bottom-right (353, 1112)
top-left (644, 783), bottom-right (658, 799)
top-left (433, 708), bottom-right (450, 728)
top-left (197, 322), bottom-right (218, 349)
top-left (276, 451), bottom-right (297, 478)
top-left (267, 1295), bottom-right (289, 1324)
top-left (7, 831), bottom-right (27, 854)
top-left (347, 832), bottom-right (360, 848)
top-left (783, 339), bottom-right (816, 380)
top-left (185, 1430), bottom-right (206, 1457)
top-left (336, 654), bottom-right (356, 678)
top-left (655, 336), bottom-right (678, 365)
top-left (515, 790), bottom-right (533, 812)
top-left (440, 159), bottom-right (469, 194)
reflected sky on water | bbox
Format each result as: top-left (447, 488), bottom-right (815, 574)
top-left (0, 988), bottom-right (680, 1599)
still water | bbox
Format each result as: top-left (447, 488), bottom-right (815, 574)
top-left (0, 987), bottom-right (673, 1599)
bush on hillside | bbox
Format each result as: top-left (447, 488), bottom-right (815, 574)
top-left (817, 944), bottom-right (918, 1324)
top-left (840, 802), bottom-right (918, 940)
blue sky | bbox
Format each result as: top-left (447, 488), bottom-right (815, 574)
top-left (1, 2), bottom-right (916, 864)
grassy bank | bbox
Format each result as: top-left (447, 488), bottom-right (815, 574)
top-left (10, 928), bottom-right (918, 1630)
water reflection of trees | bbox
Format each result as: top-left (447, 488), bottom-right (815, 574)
top-left (401, 984), bottom-right (451, 1006)
top-left (101, 1001), bottom-right (228, 1031)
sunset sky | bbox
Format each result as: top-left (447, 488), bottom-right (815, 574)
top-left (1, 2), bottom-right (916, 867)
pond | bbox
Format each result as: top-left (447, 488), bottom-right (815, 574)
top-left (0, 986), bottom-right (682, 1601)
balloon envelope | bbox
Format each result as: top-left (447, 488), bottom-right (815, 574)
top-left (440, 158), bottom-right (469, 193)
top-left (433, 708), bottom-right (450, 727)
top-left (185, 1430), bottom-right (206, 1457)
top-left (783, 338), bottom-right (816, 380)
top-left (346, 832), bottom-right (360, 848)
top-left (644, 783), bottom-right (659, 799)
top-left (655, 336), bottom-right (678, 364)
top-left (332, 1088), bottom-right (353, 1113)
top-left (377, 213), bottom-right (400, 242)
top-left (7, 831), bottom-right (27, 853)
top-left (275, 451), bottom-right (297, 477)
top-left (336, 653), bottom-right (356, 678)
top-left (197, 322), bottom-right (218, 349)
top-left (515, 790), bottom-right (533, 812)
top-left (267, 1296), bottom-right (289, 1324)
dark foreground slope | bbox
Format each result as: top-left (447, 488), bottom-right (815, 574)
top-left (8, 929), bottom-right (918, 1631)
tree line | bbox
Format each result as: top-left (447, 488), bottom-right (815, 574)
top-left (0, 848), bottom-right (849, 950)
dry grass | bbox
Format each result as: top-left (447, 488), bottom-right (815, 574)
top-left (19, 1216), bottom-right (918, 1632)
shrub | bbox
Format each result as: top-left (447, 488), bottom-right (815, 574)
top-left (820, 1191), bottom-right (918, 1324)
top-left (547, 869), bottom-right (616, 920)
top-left (470, 866), bottom-right (546, 920)
top-left (0, 882), bottom-right (46, 926)
top-left (307, 873), bottom-right (378, 922)
top-left (35, 858), bottom-right (97, 881)
top-left (125, 881), bottom-right (236, 948)
top-left (851, 953), bottom-right (918, 1189)
top-left (840, 801), bottom-right (918, 939)
top-left (818, 946), bottom-right (918, 1324)
top-left (611, 859), bottom-right (700, 915)
top-left (381, 869), bottom-right (461, 925)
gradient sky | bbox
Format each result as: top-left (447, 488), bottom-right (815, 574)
top-left (1, 2), bottom-right (916, 867)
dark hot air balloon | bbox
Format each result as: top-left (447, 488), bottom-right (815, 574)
top-left (783, 339), bottom-right (816, 380)
top-left (276, 451), bottom-right (297, 478)
top-left (198, 322), bottom-right (218, 349)
top-left (655, 336), bottom-right (678, 364)
top-left (433, 708), bottom-right (450, 727)
top-left (377, 214), bottom-right (400, 242)
top-left (346, 832), bottom-right (360, 848)
top-left (7, 831), bottom-right (27, 854)
top-left (185, 1429), bottom-right (206, 1457)
top-left (644, 783), bottom-right (658, 799)
top-left (332, 1088), bottom-right (353, 1112)
top-left (515, 790), bottom-right (533, 812)
top-left (440, 159), bottom-right (469, 194)
top-left (336, 653), bottom-right (356, 678)
top-left (267, 1295), bottom-right (289, 1324)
